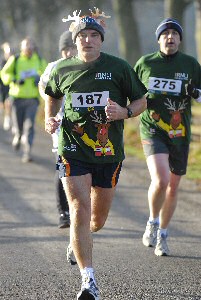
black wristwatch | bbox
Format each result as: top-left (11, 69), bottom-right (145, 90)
top-left (126, 107), bottom-right (133, 118)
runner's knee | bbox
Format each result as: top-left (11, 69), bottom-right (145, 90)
top-left (90, 216), bottom-right (105, 232)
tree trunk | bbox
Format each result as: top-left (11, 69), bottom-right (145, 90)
top-left (194, 0), bottom-right (201, 63)
top-left (164, 0), bottom-right (192, 52)
top-left (112, 0), bottom-right (141, 65)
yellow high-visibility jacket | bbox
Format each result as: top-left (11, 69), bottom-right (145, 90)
top-left (1, 52), bottom-right (47, 99)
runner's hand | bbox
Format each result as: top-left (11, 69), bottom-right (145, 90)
top-left (45, 117), bottom-right (61, 134)
top-left (185, 80), bottom-right (199, 99)
top-left (105, 98), bottom-right (127, 121)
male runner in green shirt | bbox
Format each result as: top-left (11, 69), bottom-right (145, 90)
top-left (44, 8), bottom-right (147, 300)
top-left (135, 18), bottom-right (201, 257)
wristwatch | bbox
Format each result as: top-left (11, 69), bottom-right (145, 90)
top-left (126, 107), bottom-right (133, 118)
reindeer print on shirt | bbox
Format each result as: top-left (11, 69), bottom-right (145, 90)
top-left (72, 111), bottom-right (114, 156)
top-left (150, 98), bottom-right (188, 138)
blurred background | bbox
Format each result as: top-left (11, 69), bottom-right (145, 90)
top-left (0, 0), bottom-right (201, 65)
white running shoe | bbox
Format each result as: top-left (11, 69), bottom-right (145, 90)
top-left (12, 136), bottom-right (21, 151)
top-left (155, 232), bottom-right (170, 256)
top-left (142, 222), bottom-right (159, 247)
top-left (66, 244), bottom-right (77, 265)
top-left (77, 274), bottom-right (100, 300)
top-left (3, 116), bottom-right (11, 131)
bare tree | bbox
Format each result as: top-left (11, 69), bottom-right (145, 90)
top-left (164, 0), bottom-right (192, 22)
top-left (194, 0), bottom-right (201, 63)
top-left (164, 0), bottom-right (193, 51)
top-left (0, 0), bottom-right (30, 46)
top-left (111, 0), bottom-right (141, 65)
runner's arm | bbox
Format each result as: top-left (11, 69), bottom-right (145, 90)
top-left (45, 95), bottom-right (62, 134)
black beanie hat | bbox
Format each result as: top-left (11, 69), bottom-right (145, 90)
top-left (59, 31), bottom-right (74, 52)
top-left (72, 16), bottom-right (105, 43)
top-left (155, 18), bottom-right (183, 40)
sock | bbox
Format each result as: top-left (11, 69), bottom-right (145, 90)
top-left (158, 228), bottom-right (168, 237)
top-left (148, 216), bottom-right (159, 224)
top-left (81, 267), bottom-right (95, 282)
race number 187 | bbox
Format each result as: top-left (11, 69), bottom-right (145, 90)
top-left (72, 91), bottom-right (109, 108)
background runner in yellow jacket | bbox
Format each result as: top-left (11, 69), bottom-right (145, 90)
top-left (1, 37), bottom-right (47, 163)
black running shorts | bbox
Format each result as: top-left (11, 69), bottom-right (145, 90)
top-left (57, 156), bottom-right (122, 188)
top-left (141, 137), bottom-right (189, 175)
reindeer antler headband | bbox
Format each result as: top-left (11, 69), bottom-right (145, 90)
top-left (62, 7), bottom-right (111, 43)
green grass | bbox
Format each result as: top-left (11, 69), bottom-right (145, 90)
top-left (187, 142), bottom-right (201, 180)
top-left (187, 102), bottom-right (201, 180)
top-left (124, 116), bottom-right (145, 159)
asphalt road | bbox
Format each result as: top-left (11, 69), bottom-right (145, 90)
top-left (0, 122), bottom-right (201, 300)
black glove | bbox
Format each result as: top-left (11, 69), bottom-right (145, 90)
top-left (34, 75), bottom-right (40, 86)
top-left (18, 79), bottom-right (25, 85)
top-left (185, 80), bottom-right (199, 99)
top-left (13, 79), bottom-right (25, 85)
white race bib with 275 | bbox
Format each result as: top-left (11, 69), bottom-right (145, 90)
top-left (148, 77), bottom-right (182, 96)
top-left (72, 91), bottom-right (109, 112)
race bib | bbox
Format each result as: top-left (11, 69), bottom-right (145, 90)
top-left (21, 69), bottom-right (38, 79)
top-left (72, 91), bottom-right (109, 112)
top-left (148, 77), bottom-right (182, 96)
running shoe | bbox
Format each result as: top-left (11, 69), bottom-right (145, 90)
top-left (12, 136), bottom-right (21, 151)
top-left (142, 221), bottom-right (159, 247)
top-left (58, 211), bottom-right (70, 228)
top-left (66, 244), bottom-right (77, 265)
top-left (21, 153), bottom-right (33, 163)
top-left (3, 116), bottom-right (11, 131)
top-left (77, 276), bottom-right (100, 300)
top-left (155, 232), bottom-right (170, 256)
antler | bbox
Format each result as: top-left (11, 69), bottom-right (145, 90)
top-left (62, 7), bottom-right (110, 32)
top-left (62, 10), bottom-right (81, 23)
top-left (164, 98), bottom-right (176, 111)
top-left (91, 111), bottom-right (104, 124)
top-left (178, 99), bottom-right (188, 111)
top-left (89, 7), bottom-right (111, 19)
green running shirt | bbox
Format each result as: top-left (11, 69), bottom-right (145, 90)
top-left (45, 52), bottom-right (147, 163)
top-left (135, 51), bottom-right (201, 145)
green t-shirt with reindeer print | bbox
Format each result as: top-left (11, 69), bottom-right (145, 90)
top-left (45, 52), bottom-right (147, 163)
top-left (134, 51), bottom-right (201, 145)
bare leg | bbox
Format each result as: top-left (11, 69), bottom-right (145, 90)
top-left (160, 173), bottom-right (182, 228)
top-left (3, 97), bottom-right (12, 130)
top-left (4, 97), bottom-right (12, 118)
top-left (146, 153), bottom-right (170, 219)
top-left (90, 186), bottom-right (116, 232)
top-left (62, 174), bottom-right (92, 269)
top-left (62, 175), bottom-right (116, 270)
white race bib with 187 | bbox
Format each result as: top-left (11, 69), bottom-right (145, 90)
top-left (148, 77), bottom-right (182, 96)
top-left (72, 91), bottom-right (109, 112)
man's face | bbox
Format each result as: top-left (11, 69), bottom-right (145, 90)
top-left (21, 39), bottom-right (35, 57)
top-left (158, 29), bottom-right (181, 55)
top-left (62, 46), bottom-right (77, 59)
top-left (75, 29), bottom-right (102, 62)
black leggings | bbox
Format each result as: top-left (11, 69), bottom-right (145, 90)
top-left (54, 170), bottom-right (69, 214)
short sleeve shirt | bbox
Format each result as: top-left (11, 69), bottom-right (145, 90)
top-left (134, 51), bottom-right (201, 145)
top-left (45, 52), bottom-right (147, 163)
